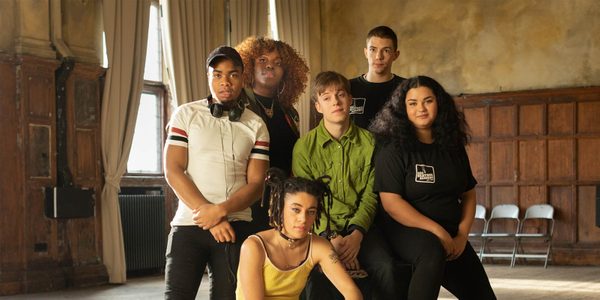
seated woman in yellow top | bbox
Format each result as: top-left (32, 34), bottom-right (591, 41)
top-left (236, 168), bottom-right (362, 300)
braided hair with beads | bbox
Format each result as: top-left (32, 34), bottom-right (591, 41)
top-left (262, 168), bottom-right (333, 236)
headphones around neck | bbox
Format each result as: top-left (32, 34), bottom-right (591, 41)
top-left (208, 95), bottom-right (245, 121)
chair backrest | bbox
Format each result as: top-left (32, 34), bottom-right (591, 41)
top-left (490, 204), bottom-right (519, 220)
top-left (475, 204), bottom-right (487, 220)
top-left (523, 204), bottom-right (554, 220)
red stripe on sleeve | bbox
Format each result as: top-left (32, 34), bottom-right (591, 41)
top-left (255, 141), bottom-right (269, 147)
top-left (170, 127), bottom-right (188, 137)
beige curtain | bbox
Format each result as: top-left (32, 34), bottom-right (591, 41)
top-left (101, 0), bottom-right (151, 283)
top-left (162, 0), bottom-right (219, 106)
top-left (230, 0), bottom-right (269, 46)
top-left (274, 0), bottom-right (311, 135)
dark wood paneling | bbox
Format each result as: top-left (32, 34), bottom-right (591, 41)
top-left (456, 86), bottom-right (600, 265)
top-left (464, 107), bottom-right (487, 138)
top-left (578, 138), bottom-right (600, 181)
top-left (548, 139), bottom-right (574, 180)
top-left (549, 185), bottom-right (575, 243)
top-left (519, 104), bottom-right (544, 136)
top-left (1, 56), bottom-right (107, 295)
top-left (490, 106), bottom-right (515, 137)
top-left (518, 140), bottom-right (545, 182)
top-left (0, 56), bottom-right (25, 275)
top-left (577, 185), bottom-right (600, 243)
top-left (490, 141), bottom-right (514, 182)
top-left (548, 102), bottom-right (574, 135)
top-left (519, 185), bottom-right (546, 212)
top-left (467, 142), bottom-right (487, 183)
top-left (577, 101), bottom-right (600, 134)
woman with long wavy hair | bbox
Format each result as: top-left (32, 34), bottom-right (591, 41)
top-left (370, 76), bottom-right (496, 300)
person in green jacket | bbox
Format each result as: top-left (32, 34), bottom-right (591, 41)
top-left (292, 71), bottom-right (398, 300)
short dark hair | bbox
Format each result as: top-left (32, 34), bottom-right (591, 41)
top-left (311, 71), bottom-right (351, 103)
top-left (366, 25), bottom-right (398, 50)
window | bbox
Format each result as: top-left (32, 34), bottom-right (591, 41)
top-left (126, 1), bottom-right (167, 175)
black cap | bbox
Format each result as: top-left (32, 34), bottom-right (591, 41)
top-left (206, 46), bottom-right (244, 71)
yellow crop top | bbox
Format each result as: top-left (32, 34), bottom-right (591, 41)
top-left (236, 234), bottom-right (315, 300)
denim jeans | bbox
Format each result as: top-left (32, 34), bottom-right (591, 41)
top-left (164, 222), bottom-right (253, 300)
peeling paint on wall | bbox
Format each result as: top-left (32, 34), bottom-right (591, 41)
top-left (319, 0), bottom-right (600, 94)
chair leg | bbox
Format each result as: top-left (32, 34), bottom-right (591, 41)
top-left (510, 238), bottom-right (518, 268)
top-left (544, 241), bottom-right (552, 268)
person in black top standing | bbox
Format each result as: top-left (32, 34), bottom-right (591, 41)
top-left (350, 26), bottom-right (405, 130)
top-left (369, 76), bottom-right (496, 300)
top-left (236, 36), bottom-right (309, 231)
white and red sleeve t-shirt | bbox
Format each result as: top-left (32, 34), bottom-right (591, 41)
top-left (166, 99), bottom-right (270, 225)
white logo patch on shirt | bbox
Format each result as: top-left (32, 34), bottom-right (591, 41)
top-left (415, 164), bottom-right (435, 183)
top-left (350, 98), bottom-right (366, 115)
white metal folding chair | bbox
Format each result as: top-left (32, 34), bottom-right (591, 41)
top-left (513, 204), bottom-right (554, 268)
top-left (468, 204), bottom-right (487, 259)
top-left (480, 204), bottom-right (520, 266)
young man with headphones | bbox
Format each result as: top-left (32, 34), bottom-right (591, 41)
top-left (163, 46), bottom-right (270, 299)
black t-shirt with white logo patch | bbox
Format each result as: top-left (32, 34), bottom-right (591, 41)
top-left (374, 141), bottom-right (477, 236)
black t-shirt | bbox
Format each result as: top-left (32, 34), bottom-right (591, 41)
top-left (254, 94), bottom-right (297, 175)
top-left (374, 141), bottom-right (477, 236)
top-left (349, 74), bottom-right (405, 129)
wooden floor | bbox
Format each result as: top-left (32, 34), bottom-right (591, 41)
top-left (3, 264), bottom-right (600, 299)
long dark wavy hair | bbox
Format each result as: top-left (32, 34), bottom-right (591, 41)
top-left (235, 36), bottom-right (309, 109)
top-left (369, 75), bottom-right (470, 150)
top-left (263, 168), bottom-right (332, 234)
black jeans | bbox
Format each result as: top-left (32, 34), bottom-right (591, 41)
top-left (303, 225), bottom-right (399, 300)
top-left (164, 222), bottom-right (253, 300)
top-left (384, 224), bottom-right (496, 300)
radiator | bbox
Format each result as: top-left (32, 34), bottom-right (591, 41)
top-left (119, 194), bottom-right (166, 272)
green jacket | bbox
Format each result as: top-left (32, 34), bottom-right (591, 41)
top-left (292, 120), bottom-right (377, 235)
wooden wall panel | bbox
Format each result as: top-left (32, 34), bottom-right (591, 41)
top-left (490, 186), bottom-right (515, 206)
top-left (519, 185), bottom-right (546, 210)
top-left (475, 186), bottom-right (487, 205)
top-left (518, 140), bottom-right (545, 182)
top-left (456, 87), bottom-right (600, 265)
top-left (577, 138), bottom-right (600, 181)
top-left (1, 56), bottom-right (107, 295)
top-left (549, 186), bottom-right (575, 243)
top-left (548, 139), bottom-right (574, 181)
top-left (519, 104), bottom-right (544, 136)
top-left (467, 142), bottom-right (487, 183)
top-left (67, 65), bottom-right (103, 187)
top-left (24, 74), bottom-right (53, 119)
top-left (548, 102), bottom-right (574, 135)
top-left (490, 106), bottom-right (515, 137)
top-left (577, 101), bottom-right (600, 134)
top-left (27, 125), bottom-right (52, 178)
top-left (463, 107), bottom-right (487, 138)
top-left (490, 141), bottom-right (514, 182)
top-left (0, 57), bottom-right (25, 273)
top-left (577, 185), bottom-right (600, 243)
top-left (74, 129), bottom-right (98, 182)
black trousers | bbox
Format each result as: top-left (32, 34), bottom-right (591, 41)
top-left (164, 222), bottom-right (253, 300)
top-left (302, 225), bottom-right (399, 300)
top-left (383, 224), bottom-right (496, 300)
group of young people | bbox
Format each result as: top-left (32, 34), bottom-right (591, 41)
top-left (162, 25), bottom-right (497, 300)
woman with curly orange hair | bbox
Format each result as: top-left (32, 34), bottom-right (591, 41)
top-left (236, 36), bottom-right (309, 231)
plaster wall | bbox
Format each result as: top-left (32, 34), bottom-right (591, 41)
top-left (0, 1), bottom-right (16, 53)
top-left (316, 0), bottom-right (600, 94)
top-left (63, 0), bottom-right (103, 63)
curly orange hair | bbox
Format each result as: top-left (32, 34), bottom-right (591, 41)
top-left (235, 36), bottom-right (309, 108)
